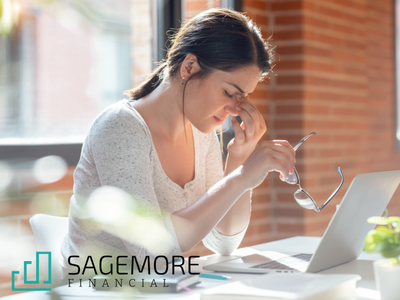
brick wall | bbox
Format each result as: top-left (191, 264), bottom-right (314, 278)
top-left (1, 0), bottom-right (399, 297)
top-left (265, 0), bottom-right (400, 240)
top-left (185, 0), bottom-right (400, 256)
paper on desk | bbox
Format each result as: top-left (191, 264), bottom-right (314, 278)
top-left (51, 281), bottom-right (200, 299)
top-left (201, 273), bottom-right (361, 300)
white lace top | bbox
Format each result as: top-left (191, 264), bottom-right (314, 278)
top-left (61, 99), bottom-right (248, 268)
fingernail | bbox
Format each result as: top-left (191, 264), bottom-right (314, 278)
top-left (236, 107), bottom-right (241, 111)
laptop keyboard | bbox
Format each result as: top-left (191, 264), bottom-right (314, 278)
top-left (250, 253), bottom-right (313, 272)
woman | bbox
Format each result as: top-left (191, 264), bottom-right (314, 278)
top-left (61, 8), bottom-right (295, 275)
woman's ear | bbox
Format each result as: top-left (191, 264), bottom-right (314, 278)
top-left (180, 54), bottom-right (201, 79)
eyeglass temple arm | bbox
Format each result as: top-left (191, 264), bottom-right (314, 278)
top-left (318, 167), bottom-right (344, 211)
top-left (293, 132), bottom-right (317, 151)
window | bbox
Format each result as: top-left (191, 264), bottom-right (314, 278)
top-left (0, 0), bottom-right (165, 164)
top-left (0, 1), bottom-right (133, 145)
top-left (0, 0), bottom-right (241, 163)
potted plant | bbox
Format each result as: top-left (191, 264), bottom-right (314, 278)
top-left (364, 216), bottom-right (400, 300)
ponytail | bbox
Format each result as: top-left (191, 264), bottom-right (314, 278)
top-left (124, 61), bottom-right (168, 100)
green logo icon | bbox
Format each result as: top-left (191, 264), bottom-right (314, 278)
top-left (12, 252), bottom-right (52, 291)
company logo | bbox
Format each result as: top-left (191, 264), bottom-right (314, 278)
top-left (12, 252), bottom-right (52, 291)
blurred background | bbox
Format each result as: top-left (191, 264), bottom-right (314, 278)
top-left (1, 0), bottom-right (400, 296)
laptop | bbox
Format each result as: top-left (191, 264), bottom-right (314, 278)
top-left (203, 170), bottom-right (400, 274)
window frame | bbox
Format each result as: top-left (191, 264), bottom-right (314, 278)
top-left (0, 0), bottom-right (182, 166)
top-left (0, 0), bottom-right (243, 166)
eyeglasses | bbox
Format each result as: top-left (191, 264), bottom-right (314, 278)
top-left (286, 132), bottom-right (344, 212)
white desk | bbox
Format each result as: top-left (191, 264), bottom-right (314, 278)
top-left (1, 236), bottom-right (382, 300)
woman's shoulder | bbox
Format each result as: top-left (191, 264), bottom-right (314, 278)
top-left (89, 99), bottom-right (150, 137)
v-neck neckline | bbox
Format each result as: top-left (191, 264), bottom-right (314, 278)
top-left (126, 99), bottom-right (198, 191)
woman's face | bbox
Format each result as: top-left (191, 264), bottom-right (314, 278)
top-left (184, 65), bottom-right (262, 133)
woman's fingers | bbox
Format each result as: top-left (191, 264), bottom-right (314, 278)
top-left (241, 139), bottom-right (297, 190)
top-left (237, 98), bottom-right (265, 137)
top-left (231, 118), bottom-right (245, 143)
top-left (260, 141), bottom-right (295, 177)
top-left (272, 140), bottom-right (296, 162)
top-left (236, 108), bottom-right (255, 139)
top-left (265, 146), bottom-right (293, 179)
top-left (257, 109), bottom-right (267, 132)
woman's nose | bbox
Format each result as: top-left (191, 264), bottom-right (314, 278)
top-left (224, 98), bottom-right (240, 116)
top-left (224, 104), bottom-right (239, 116)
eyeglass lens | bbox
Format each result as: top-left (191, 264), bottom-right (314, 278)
top-left (284, 132), bottom-right (343, 212)
top-left (294, 190), bottom-right (315, 210)
top-left (287, 168), bottom-right (316, 210)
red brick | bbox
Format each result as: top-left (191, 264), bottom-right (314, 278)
top-left (250, 207), bottom-right (269, 220)
top-left (253, 14), bottom-right (269, 26)
top-left (256, 223), bottom-right (271, 235)
top-left (276, 104), bottom-right (302, 114)
top-left (250, 88), bottom-right (268, 99)
top-left (256, 104), bottom-right (270, 114)
top-left (275, 15), bottom-right (303, 26)
top-left (186, 0), bottom-right (208, 11)
top-left (276, 223), bottom-right (304, 234)
top-left (244, 0), bottom-right (267, 11)
top-left (274, 208), bottom-right (304, 218)
top-left (0, 199), bottom-right (32, 217)
top-left (271, 90), bottom-right (303, 100)
top-left (271, 1), bottom-right (303, 12)
top-left (326, 0), bottom-right (366, 11)
top-left (303, 45), bottom-right (331, 57)
top-left (274, 119), bottom-right (303, 129)
top-left (276, 75), bottom-right (303, 85)
top-left (303, 15), bottom-right (330, 29)
top-left (22, 173), bottom-right (73, 193)
top-left (273, 30), bottom-right (303, 40)
top-left (276, 45), bottom-right (303, 55)
top-left (304, 105), bottom-right (330, 115)
top-left (275, 60), bottom-right (303, 70)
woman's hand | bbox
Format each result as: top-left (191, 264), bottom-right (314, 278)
top-left (226, 95), bottom-right (266, 165)
top-left (241, 140), bottom-right (296, 190)
top-left (225, 94), bottom-right (295, 189)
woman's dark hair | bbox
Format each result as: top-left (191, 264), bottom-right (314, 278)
top-left (124, 8), bottom-right (274, 101)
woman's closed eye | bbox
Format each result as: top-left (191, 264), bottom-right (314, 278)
top-left (225, 90), bottom-right (244, 100)
top-left (224, 90), bottom-right (234, 98)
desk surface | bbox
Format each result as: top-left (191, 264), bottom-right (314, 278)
top-left (1, 236), bottom-right (382, 300)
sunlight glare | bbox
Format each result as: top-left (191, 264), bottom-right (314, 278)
top-left (84, 186), bottom-right (173, 255)
top-left (85, 186), bottom-right (134, 224)
top-left (33, 155), bottom-right (67, 184)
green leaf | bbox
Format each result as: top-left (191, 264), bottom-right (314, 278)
top-left (364, 230), bottom-right (390, 253)
top-left (374, 226), bottom-right (392, 234)
top-left (367, 217), bottom-right (391, 225)
top-left (381, 244), bottom-right (400, 259)
top-left (0, 0), bottom-right (3, 20)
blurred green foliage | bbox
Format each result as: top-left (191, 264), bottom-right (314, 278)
top-left (364, 216), bottom-right (400, 265)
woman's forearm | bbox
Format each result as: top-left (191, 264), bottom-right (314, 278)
top-left (214, 154), bottom-right (251, 236)
top-left (170, 166), bottom-right (249, 253)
